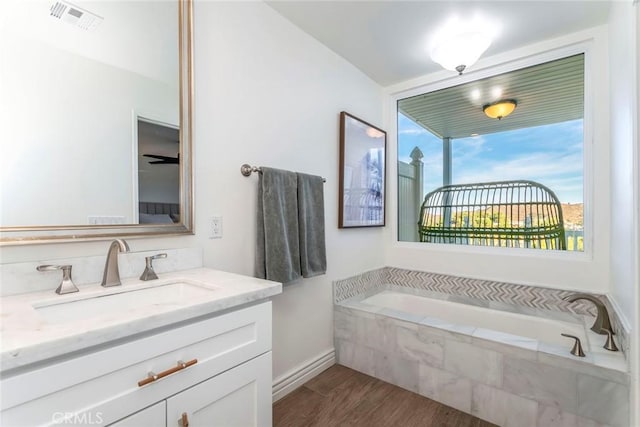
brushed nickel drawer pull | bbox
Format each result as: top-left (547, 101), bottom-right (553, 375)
top-left (137, 358), bottom-right (198, 387)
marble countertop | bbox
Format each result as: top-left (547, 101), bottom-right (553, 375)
top-left (0, 268), bottom-right (282, 371)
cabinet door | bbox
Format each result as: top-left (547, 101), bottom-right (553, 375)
top-left (167, 352), bottom-right (271, 427)
top-left (107, 401), bottom-right (165, 427)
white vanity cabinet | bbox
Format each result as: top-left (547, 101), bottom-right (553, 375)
top-left (0, 301), bottom-right (273, 427)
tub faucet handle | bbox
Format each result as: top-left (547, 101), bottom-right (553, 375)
top-left (603, 329), bottom-right (619, 352)
top-left (561, 333), bottom-right (585, 357)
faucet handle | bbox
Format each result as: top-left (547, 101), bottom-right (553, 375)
top-left (140, 253), bottom-right (167, 281)
top-left (603, 329), bottom-right (619, 352)
top-left (37, 264), bottom-right (79, 295)
top-left (561, 333), bottom-right (586, 357)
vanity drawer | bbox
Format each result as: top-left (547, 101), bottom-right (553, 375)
top-left (1, 301), bottom-right (271, 427)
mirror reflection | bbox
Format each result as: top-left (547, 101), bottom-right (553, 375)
top-left (1, 0), bottom-right (181, 228)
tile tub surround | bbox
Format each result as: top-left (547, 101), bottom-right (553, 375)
top-left (333, 267), bottom-right (630, 357)
top-left (334, 293), bottom-right (630, 427)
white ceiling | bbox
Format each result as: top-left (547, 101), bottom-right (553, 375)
top-left (266, 1), bottom-right (610, 86)
top-left (3, 1), bottom-right (178, 85)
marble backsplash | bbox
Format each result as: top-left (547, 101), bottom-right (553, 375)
top-left (0, 247), bottom-right (203, 297)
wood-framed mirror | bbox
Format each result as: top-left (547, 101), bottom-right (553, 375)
top-left (0, 0), bottom-right (194, 245)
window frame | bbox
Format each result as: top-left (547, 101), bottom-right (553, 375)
top-left (388, 41), bottom-right (594, 260)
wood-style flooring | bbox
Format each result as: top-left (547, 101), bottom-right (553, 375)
top-left (273, 365), bottom-right (496, 427)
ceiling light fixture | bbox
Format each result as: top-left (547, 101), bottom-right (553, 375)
top-left (429, 15), bottom-right (495, 75)
top-left (430, 32), bottom-right (492, 75)
top-left (483, 99), bottom-right (517, 120)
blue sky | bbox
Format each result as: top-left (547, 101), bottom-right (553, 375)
top-left (398, 113), bottom-right (584, 204)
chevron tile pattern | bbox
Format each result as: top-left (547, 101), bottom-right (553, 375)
top-left (333, 267), bottom-right (386, 303)
top-left (386, 267), bottom-right (598, 316)
top-left (334, 267), bottom-right (629, 355)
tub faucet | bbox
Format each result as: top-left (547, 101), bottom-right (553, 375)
top-left (101, 239), bottom-right (130, 287)
top-left (562, 293), bottom-right (612, 335)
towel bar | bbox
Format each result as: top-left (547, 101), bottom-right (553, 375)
top-left (240, 164), bottom-right (326, 182)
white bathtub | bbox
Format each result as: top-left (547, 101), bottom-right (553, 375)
top-left (360, 290), bottom-right (588, 348)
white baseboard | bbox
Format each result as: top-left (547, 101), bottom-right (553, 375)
top-left (272, 348), bottom-right (335, 402)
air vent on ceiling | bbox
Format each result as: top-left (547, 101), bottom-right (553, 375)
top-left (49, 1), bottom-right (103, 31)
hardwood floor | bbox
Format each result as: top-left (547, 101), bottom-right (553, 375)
top-left (273, 365), bottom-right (496, 427)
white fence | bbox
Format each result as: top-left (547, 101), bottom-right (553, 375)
top-left (398, 148), bottom-right (423, 241)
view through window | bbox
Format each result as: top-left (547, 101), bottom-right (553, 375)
top-left (397, 54), bottom-right (584, 251)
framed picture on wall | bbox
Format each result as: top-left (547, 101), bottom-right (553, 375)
top-left (338, 111), bottom-right (387, 228)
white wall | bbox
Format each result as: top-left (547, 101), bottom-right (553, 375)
top-left (0, 0), bottom-right (385, 385)
top-left (383, 27), bottom-right (611, 295)
top-left (608, 0), bottom-right (638, 341)
top-left (608, 1), bottom-right (639, 423)
top-left (192, 1), bottom-right (384, 380)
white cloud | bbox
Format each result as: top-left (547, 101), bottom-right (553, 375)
top-left (399, 128), bottom-right (430, 136)
top-left (452, 135), bottom-right (489, 162)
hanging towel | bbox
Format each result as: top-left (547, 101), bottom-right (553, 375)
top-left (297, 172), bottom-right (327, 278)
top-left (255, 167), bottom-right (302, 284)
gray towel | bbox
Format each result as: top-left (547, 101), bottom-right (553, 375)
top-left (255, 167), bottom-right (302, 284)
top-left (297, 172), bottom-right (327, 278)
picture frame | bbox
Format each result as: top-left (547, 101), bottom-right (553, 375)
top-left (338, 111), bottom-right (387, 228)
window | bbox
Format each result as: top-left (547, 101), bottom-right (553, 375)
top-left (397, 54), bottom-right (584, 251)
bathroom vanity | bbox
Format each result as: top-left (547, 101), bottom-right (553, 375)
top-left (0, 268), bottom-right (282, 426)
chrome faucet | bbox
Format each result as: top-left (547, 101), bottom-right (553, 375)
top-left (562, 293), bottom-right (612, 335)
top-left (101, 239), bottom-right (130, 287)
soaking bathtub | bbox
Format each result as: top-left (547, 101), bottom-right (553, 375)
top-left (360, 290), bottom-right (587, 348)
top-left (334, 285), bottom-right (630, 427)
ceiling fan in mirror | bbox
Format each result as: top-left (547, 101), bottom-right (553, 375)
top-left (143, 153), bottom-right (179, 165)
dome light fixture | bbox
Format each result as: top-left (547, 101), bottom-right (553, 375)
top-left (429, 16), bottom-right (496, 75)
top-left (430, 32), bottom-right (492, 75)
top-left (483, 99), bottom-right (517, 120)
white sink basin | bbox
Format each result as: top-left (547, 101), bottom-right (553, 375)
top-left (32, 281), bottom-right (218, 324)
